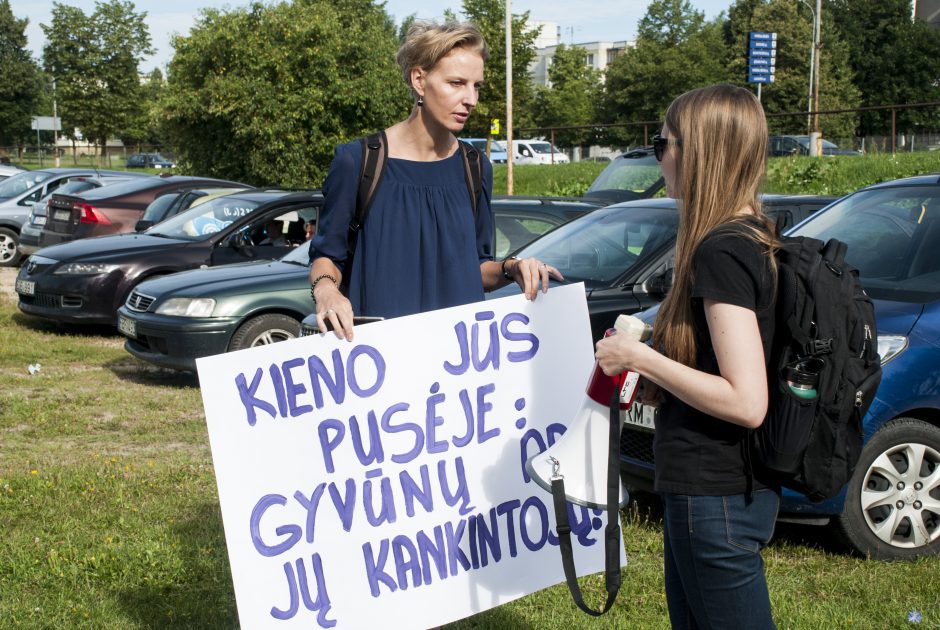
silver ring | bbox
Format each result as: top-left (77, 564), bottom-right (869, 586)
top-left (540, 263), bottom-right (547, 269)
top-left (324, 309), bottom-right (333, 315)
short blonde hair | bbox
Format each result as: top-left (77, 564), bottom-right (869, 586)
top-left (396, 20), bottom-right (489, 94)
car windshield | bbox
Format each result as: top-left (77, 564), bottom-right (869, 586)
top-left (141, 193), bottom-right (182, 222)
top-left (490, 141), bottom-right (507, 152)
top-left (789, 184), bottom-right (940, 302)
top-left (0, 170), bottom-right (52, 199)
top-left (587, 153), bottom-right (662, 194)
top-left (147, 196), bottom-right (262, 239)
top-left (529, 142), bottom-right (561, 154)
top-left (513, 203), bottom-right (679, 289)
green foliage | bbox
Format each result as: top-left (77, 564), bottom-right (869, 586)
top-left (0, 1), bottom-right (44, 146)
top-left (41, 1), bottom-right (153, 151)
top-left (459, 0), bottom-right (539, 136)
top-left (725, 0), bottom-right (860, 139)
top-left (159, 0), bottom-right (409, 187)
top-left (765, 151), bottom-right (940, 196)
top-left (120, 68), bottom-right (165, 148)
top-left (531, 45), bottom-right (602, 149)
top-left (828, 0), bottom-right (940, 136)
top-left (600, 1), bottom-right (732, 147)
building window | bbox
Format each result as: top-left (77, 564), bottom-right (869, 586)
top-left (586, 53), bottom-right (594, 66)
top-left (607, 48), bottom-right (623, 64)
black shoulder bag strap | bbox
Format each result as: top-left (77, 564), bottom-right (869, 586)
top-left (549, 387), bottom-right (623, 616)
top-left (342, 131), bottom-right (388, 293)
top-left (456, 140), bottom-right (482, 217)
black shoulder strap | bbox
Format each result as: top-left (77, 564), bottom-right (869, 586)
top-left (348, 131), bottom-right (388, 257)
top-left (457, 140), bottom-right (483, 217)
top-left (550, 387), bottom-right (623, 616)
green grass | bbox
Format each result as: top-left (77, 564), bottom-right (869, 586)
top-left (2, 283), bottom-right (939, 629)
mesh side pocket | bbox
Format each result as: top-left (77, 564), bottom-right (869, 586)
top-left (756, 383), bottom-right (818, 475)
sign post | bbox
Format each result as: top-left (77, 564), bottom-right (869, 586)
top-left (30, 116), bottom-right (62, 168)
top-left (747, 32), bottom-right (777, 101)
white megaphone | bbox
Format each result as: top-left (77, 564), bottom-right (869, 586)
top-left (525, 314), bottom-right (652, 510)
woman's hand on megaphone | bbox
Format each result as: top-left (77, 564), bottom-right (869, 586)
top-left (595, 332), bottom-right (650, 376)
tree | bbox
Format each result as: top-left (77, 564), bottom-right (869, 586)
top-left (159, 0), bottom-right (409, 187)
top-left (0, 0), bottom-right (44, 147)
top-left (121, 68), bottom-right (165, 149)
top-left (531, 45), bottom-right (602, 148)
top-left (460, 0), bottom-right (540, 137)
top-left (828, 0), bottom-right (940, 137)
top-left (41, 0), bottom-right (153, 154)
top-left (725, 0), bottom-right (860, 141)
top-left (601, 0), bottom-right (732, 147)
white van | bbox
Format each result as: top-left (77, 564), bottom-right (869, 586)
top-left (511, 139), bottom-right (570, 165)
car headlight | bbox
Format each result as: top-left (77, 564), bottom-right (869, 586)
top-left (155, 297), bottom-right (216, 317)
top-left (878, 334), bottom-right (908, 365)
top-left (54, 263), bottom-right (119, 275)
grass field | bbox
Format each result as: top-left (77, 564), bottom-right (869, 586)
top-left (1, 264), bottom-right (938, 628)
top-left (2, 151), bottom-right (940, 628)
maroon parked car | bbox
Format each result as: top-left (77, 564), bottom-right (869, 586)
top-left (39, 175), bottom-right (248, 247)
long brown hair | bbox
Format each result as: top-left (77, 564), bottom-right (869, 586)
top-left (653, 84), bottom-right (778, 367)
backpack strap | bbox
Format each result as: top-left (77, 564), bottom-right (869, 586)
top-left (348, 131), bottom-right (388, 257)
top-left (457, 140), bottom-right (482, 217)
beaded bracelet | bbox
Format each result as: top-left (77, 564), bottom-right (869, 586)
top-left (310, 273), bottom-right (337, 300)
top-left (501, 256), bottom-right (518, 280)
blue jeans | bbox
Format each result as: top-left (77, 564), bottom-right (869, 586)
top-left (661, 490), bottom-right (780, 630)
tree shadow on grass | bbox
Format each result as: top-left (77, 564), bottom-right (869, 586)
top-left (117, 501), bottom-right (239, 629)
top-left (104, 355), bottom-right (200, 388)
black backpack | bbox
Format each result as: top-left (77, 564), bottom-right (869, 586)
top-left (754, 233), bottom-right (883, 502)
top-left (341, 130), bottom-right (483, 291)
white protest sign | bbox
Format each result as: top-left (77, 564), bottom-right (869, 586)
top-left (196, 283), bottom-right (626, 629)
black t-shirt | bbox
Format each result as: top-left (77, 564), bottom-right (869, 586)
top-left (654, 219), bottom-right (778, 495)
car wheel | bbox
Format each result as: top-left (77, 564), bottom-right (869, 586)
top-left (835, 417), bottom-right (940, 559)
top-left (228, 314), bottom-right (300, 351)
top-left (0, 227), bottom-right (23, 267)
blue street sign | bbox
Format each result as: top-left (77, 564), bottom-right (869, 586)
top-left (749, 49), bottom-right (777, 58)
top-left (748, 31), bottom-right (777, 84)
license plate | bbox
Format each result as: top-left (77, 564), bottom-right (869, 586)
top-left (623, 402), bottom-right (657, 431)
top-left (117, 314), bottom-right (137, 339)
top-left (15, 279), bottom-right (35, 296)
top-left (53, 210), bottom-right (71, 221)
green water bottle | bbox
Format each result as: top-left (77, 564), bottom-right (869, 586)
top-left (785, 358), bottom-right (824, 400)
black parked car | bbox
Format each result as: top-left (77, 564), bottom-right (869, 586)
top-left (487, 194), bottom-right (837, 340)
top-left (769, 135), bottom-right (861, 157)
top-left (116, 195), bottom-right (599, 371)
top-left (582, 147), bottom-right (665, 206)
top-left (16, 190), bottom-right (322, 326)
top-left (126, 152), bottom-right (176, 169)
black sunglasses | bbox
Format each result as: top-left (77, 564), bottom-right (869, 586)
top-left (652, 133), bottom-right (681, 162)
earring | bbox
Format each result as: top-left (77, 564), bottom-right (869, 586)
top-left (417, 96), bottom-right (424, 107)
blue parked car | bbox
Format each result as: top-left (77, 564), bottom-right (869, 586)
top-left (620, 174), bottom-right (940, 560)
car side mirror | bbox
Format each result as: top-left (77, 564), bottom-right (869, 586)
top-left (135, 220), bottom-right (154, 232)
top-left (643, 268), bottom-right (673, 299)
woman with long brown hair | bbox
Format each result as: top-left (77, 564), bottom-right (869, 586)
top-left (596, 84), bottom-right (780, 629)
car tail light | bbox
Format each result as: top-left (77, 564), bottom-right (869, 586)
top-left (79, 204), bottom-right (112, 225)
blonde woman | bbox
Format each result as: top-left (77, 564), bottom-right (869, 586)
top-left (595, 85), bottom-right (780, 629)
top-left (308, 21), bottom-right (560, 340)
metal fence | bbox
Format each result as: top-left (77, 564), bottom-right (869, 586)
top-left (0, 144), bottom-right (177, 169)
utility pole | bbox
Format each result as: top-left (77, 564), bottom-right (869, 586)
top-left (810, 0), bottom-right (822, 156)
top-left (506, 0), bottom-right (514, 195)
top-left (53, 77), bottom-right (60, 167)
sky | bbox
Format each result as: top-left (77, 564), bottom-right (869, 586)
top-left (12, 0), bottom-right (732, 73)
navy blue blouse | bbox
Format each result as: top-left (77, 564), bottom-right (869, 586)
top-left (309, 139), bottom-right (494, 319)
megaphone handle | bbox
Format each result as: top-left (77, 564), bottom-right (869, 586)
top-left (550, 387), bottom-right (624, 615)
